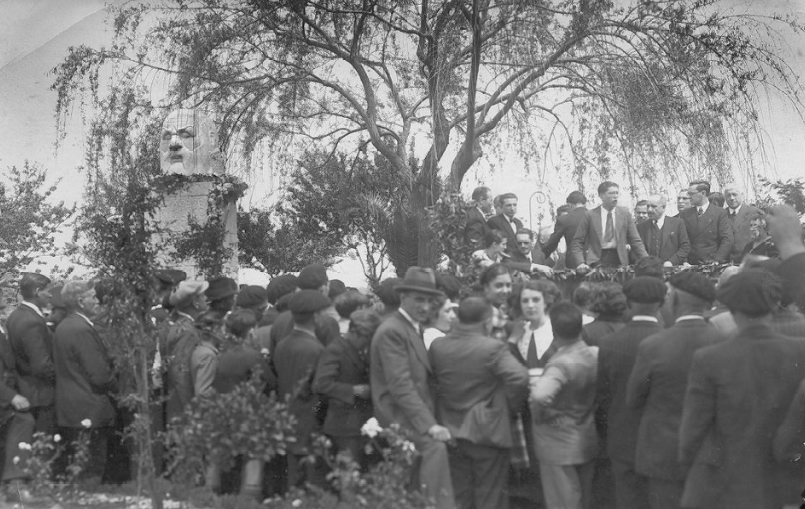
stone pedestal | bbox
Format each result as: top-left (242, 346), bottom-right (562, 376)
top-left (153, 181), bottom-right (238, 281)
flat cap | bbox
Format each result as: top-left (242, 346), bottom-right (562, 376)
top-left (623, 276), bottom-right (667, 304)
top-left (669, 272), bottom-right (716, 303)
top-left (170, 280), bottom-right (210, 307)
top-left (205, 276), bottom-right (238, 302)
top-left (717, 269), bottom-right (782, 316)
top-left (297, 264), bottom-right (328, 290)
top-left (266, 274), bottom-right (298, 305)
top-left (435, 272), bottom-right (462, 301)
top-left (289, 289), bottom-right (331, 314)
top-left (154, 269), bottom-right (187, 285)
top-left (236, 285), bottom-right (268, 308)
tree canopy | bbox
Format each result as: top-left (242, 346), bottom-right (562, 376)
top-left (54, 0), bottom-right (805, 268)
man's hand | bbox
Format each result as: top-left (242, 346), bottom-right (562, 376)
top-left (531, 264), bottom-right (553, 277)
top-left (352, 384), bottom-right (371, 400)
top-left (576, 263), bottom-right (590, 273)
top-left (10, 394), bottom-right (30, 412)
top-left (428, 424), bottom-right (452, 442)
top-left (767, 204), bottom-right (805, 260)
top-left (663, 261), bottom-right (673, 268)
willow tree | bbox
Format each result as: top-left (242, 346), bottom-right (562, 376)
top-left (54, 0), bottom-right (804, 269)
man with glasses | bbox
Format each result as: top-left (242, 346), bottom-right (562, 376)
top-left (678, 180), bottom-right (733, 265)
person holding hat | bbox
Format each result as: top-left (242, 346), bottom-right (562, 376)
top-left (5, 273), bottom-right (55, 434)
top-left (370, 266), bottom-right (456, 509)
top-left (268, 264), bottom-right (340, 357)
top-left (678, 270), bottom-right (805, 509)
top-left (274, 289), bottom-right (332, 488)
top-left (596, 276), bottom-right (666, 509)
top-left (625, 272), bottom-right (725, 509)
top-left (429, 297), bottom-right (528, 509)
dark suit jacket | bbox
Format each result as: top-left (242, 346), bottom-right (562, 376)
top-left (312, 334), bottom-right (372, 438)
top-left (581, 316), bottom-right (625, 347)
top-left (568, 206), bottom-right (648, 268)
top-left (464, 206), bottom-right (489, 249)
top-left (429, 323), bottom-right (528, 449)
top-left (370, 310), bottom-right (436, 435)
top-left (542, 207), bottom-right (587, 258)
top-left (53, 313), bottom-right (117, 428)
top-left (487, 214), bottom-right (524, 255)
top-left (213, 345), bottom-right (272, 394)
top-left (679, 323), bottom-right (805, 509)
top-left (636, 216), bottom-right (691, 265)
top-left (777, 252), bottom-right (805, 314)
top-left (6, 303), bottom-right (55, 408)
top-left (274, 328), bottom-right (325, 453)
top-left (596, 318), bottom-right (661, 462)
top-left (268, 310), bottom-right (340, 369)
top-left (679, 205), bottom-right (734, 264)
top-left (626, 318), bottom-right (725, 480)
top-left (728, 204), bottom-right (759, 263)
top-left (771, 308), bottom-right (805, 339)
top-left (0, 330), bottom-right (21, 426)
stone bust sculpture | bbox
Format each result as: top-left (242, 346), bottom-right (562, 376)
top-left (159, 109), bottom-right (224, 175)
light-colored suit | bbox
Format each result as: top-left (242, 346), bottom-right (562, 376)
top-left (568, 206), bottom-right (647, 268)
top-left (370, 310), bottom-right (455, 509)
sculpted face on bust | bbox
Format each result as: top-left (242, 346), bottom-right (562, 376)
top-left (159, 109), bottom-right (221, 175)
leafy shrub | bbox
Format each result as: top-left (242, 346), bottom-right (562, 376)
top-left (19, 430), bottom-right (90, 501)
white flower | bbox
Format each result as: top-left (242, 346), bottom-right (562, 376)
top-left (402, 440), bottom-right (416, 453)
top-left (360, 417), bottom-right (382, 438)
top-left (53, 434), bottom-right (61, 443)
top-left (17, 442), bottom-right (31, 451)
top-left (291, 500), bottom-right (302, 508)
top-left (12, 456), bottom-right (19, 465)
top-left (81, 419), bottom-right (92, 428)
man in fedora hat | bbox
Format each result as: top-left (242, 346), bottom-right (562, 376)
top-left (6, 273), bottom-right (55, 433)
top-left (370, 266), bottom-right (456, 509)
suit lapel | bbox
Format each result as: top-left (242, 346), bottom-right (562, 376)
top-left (396, 312), bottom-right (431, 372)
top-left (661, 219), bottom-right (671, 248)
top-left (591, 206), bottom-right (603, 241)
top-left (614, 207), bottom-right (626, 242)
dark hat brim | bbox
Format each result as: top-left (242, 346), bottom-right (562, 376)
top-left (394, 283), bottom-right (445, 296)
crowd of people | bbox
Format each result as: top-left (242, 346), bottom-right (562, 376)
top-left (0, 179), bottom-right (803, 509)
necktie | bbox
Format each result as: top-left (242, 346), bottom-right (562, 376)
top-left (603, 210), bottom-right (615, 245)
top-left (650, 220), bottom-right (661, 257)
top-left (697, 207), bottom-right (703, 217)
top-left (526, 331), bottom-right (539, 368)
top-left (729, 209), bottom-right (737, 223)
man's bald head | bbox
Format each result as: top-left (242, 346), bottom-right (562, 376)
top-left (724, 185), bottom-right (743, 209)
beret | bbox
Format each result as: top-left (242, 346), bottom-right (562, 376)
top-left (275, 292), bottom-right (295, 313)
top-left (669, 272), bottom-right (716, 303)
top-left (623, 276), bottom-right (667, 304)
top-left (236, 285), bottom-right (268, 308)
top-left (289, 289), bottom-right (331, 314)
top-left (717, 269), bottom-right (782, 316)
top-left (205, 276), bottom-right (238, 302)
top-left (19, 272), bottom-right (51, 291)
top-left (375, 278), bottom-right (402, 307)
top-left (298, 264), bottom-right (328, 290)
top-left (155, 269), bottom-right (187, 285)
top-left (170, 280), bottom-right (210, 307)
top-left (49, 285), bottom-right (65, 309)
top-left (328, 279), bottom-right (347, 300)
top-left (266, 274), bottom-right (298, 305)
